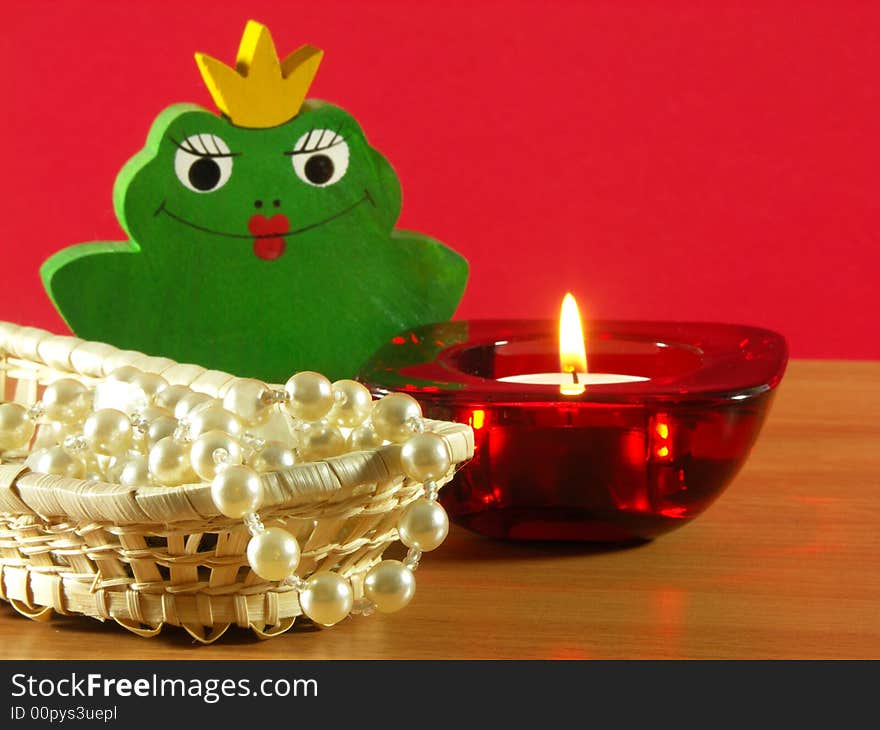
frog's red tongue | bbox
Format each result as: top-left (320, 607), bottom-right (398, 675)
top-left (248, 214), bottom-right (290, 260)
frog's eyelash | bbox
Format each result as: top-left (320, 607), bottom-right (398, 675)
top-left (171, 135), bottom-right (240, 158)
top-left (284, 125), bottom-right (346, 156)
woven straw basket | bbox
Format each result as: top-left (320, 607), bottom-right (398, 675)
top-left (0, 321), bottom-right (473, 643)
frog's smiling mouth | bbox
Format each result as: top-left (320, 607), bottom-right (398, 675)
top-left (154, 189), bottom-right (375, 248)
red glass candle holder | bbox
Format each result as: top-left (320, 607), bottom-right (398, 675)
top-left (358, 320), bottom-right (787, 542)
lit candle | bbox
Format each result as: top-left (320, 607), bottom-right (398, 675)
top-left (360, 303), bottom-right (788, 542)
top-left (498, 293), bottom-right (648, 394)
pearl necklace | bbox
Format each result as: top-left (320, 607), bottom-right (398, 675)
top-left (0, 367), bottom-right (452, 627)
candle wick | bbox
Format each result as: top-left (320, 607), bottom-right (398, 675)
top-left (571, 371), bottom-right (579, 385)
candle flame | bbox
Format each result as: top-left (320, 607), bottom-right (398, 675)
top-left (559, 292), bottom-right (587, 395)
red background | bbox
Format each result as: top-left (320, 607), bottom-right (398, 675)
top-left (2, 1), bottom-right (878, 359)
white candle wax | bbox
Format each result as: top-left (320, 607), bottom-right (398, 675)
top-left (498, 372), bottom-right (649, 386)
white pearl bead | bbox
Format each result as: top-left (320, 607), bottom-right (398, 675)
top-left (347, 423), bottom-right (384, 451)
top-left (0, 403), bottom-right (35, 451)
top-left (83, 409), bottom-right (132, 456)
top-left (249, 440), bottom-right (296, 473)
top-left (222, 379), bottom-right (272, 426)
top-left (363, 560), bottom-right (416, 613)
top-left (246, 527), bottom-right (300, 581)
top-left (117, 455), bottom-right (152, 487)
top-left (80, 453), bottom-right (102, 476)
top-left (104, 456), bottom-right (125, 483)
top-left (148, 436), bottom-right (196, 486)
top-left (398, 498), bottom-right (449, 551)
top-left (187, 406), bottom-right (243, 439)
top-left (108, 366), bottom-right (142, 383)
top-left (329, 380), bottom-right (373, 428)
top-left (191, 430), bottom-right (243, 481)
top-left (211, 464), bottom-right (263, 518)
top-left (299, 572), bottom-right (353, 626)
top-left (95, 367), bottom-right (147, 412)
top-left (146, 415), bottom-right (179, 449)
top-left (299, 422), bottom-right (345, 461)
top-left (31, 446), bottom-right (85, 478)
top-left (154, 384), bottom-right (192, 412)
top-left (139, 405), bottom-right (173, 422)
top-left (372, 393), bottom-right (423, 443)
top-left (30, 420), bottom-right (68, 451)
top-left (400, 432), bottom-right (451, 482)
top-left (41, 379), bottom-right (91, 424)
top-left (189, 397), bottom-right (224, 415)
top-left (24, 448), bottom-right (46, 471)
top-left (284, 371), bottom-right (333, 421)
top-left (129, 372), bottom-right (169, 403)
top-left (173, 391), bottom-right (215, 419)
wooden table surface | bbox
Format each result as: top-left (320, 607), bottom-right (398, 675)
top-left (1, 359), bottom-right (877, 660)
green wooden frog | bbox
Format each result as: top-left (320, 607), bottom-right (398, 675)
top-left (42, 21), bottom-right (467, 382)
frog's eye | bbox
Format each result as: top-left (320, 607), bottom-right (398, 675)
top-left (173, 134), bottom-right (234, 193)
top-left (289, 129), bottom-right (350, 187)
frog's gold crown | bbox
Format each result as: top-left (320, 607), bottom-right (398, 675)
top-left (195, 20), bottom-right (322, 129)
